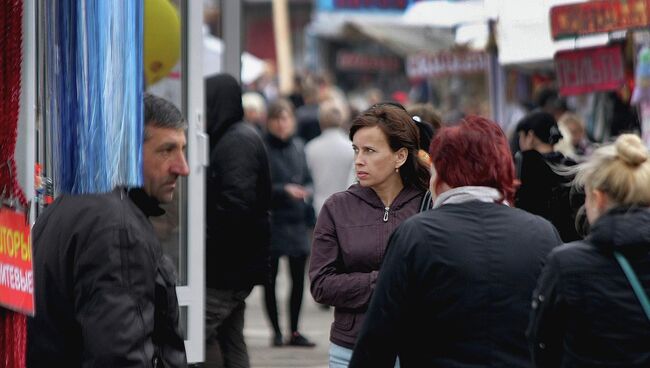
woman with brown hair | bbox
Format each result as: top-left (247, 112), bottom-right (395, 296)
top-left (309, 103), bottom-right (430, 367)
top-left (263, 98), bottom-right (315, 347)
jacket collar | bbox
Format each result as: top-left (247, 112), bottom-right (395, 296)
top-left (589, 206), bottom-right (650, 250)
top-left (266, 133), bottom-right (292, 148)
top-left (347, 184), bottom-right (422, 210)
top-left (126, 187), bottom-right (165, 217)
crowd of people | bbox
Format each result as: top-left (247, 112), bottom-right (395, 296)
top-left (201, 72), bottom-right (650, 368)
top-left (26, 71), bottom-right (650, 368)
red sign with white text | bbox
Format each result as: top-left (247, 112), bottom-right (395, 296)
top-left (555, 45), bottom-right (625, 96)
top-left (550, 0), bottom-right (650, 40)
top-left (0, 208), bottom-right (34, 315)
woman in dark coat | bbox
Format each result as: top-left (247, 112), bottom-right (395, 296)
top-left (309, 103), bottom-right (430, 367)
top-left (263, 99), bottom-right (315, 347)
top-left (528, 134), bottom-right (650, 367)
top-left (349, 116), bottom-right (563, 368)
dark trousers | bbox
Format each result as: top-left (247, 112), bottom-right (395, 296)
top-left (204, 288), bottom-right (252, 368)
top-left (263, 255), bottom-right (308, 336)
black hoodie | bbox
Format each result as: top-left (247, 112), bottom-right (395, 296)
top-left (205, 74), bottom-right (271, 290)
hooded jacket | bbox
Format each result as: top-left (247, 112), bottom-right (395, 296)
top-left (309, 184), bottom-right (424, 349)
top-left (205, 74), bottom-right (271, 290)
top-left (528, 207), bottom-right (650, 367)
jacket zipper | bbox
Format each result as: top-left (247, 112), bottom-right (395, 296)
top-left (383, 206), bottom-right (389, 222)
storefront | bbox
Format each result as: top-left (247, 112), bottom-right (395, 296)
top-left (549, 0), bottom-right (646, 143)
top-left (406, 50), bottom-right (492, 122)
top-left (5, 0), bottom-right (208, 364)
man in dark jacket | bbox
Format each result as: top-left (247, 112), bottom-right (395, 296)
top-left (27, 94), bottom-right (189, 367)
top-left (205, 74), bottom-right (271, 367)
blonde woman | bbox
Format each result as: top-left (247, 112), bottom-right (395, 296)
top-left (528, 134), bottom-right (650, 367)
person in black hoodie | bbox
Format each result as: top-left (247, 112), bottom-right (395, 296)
top-left (205, 74), bottom-right (272, 367)
top-left (528, 134), bottom-right (650, 367)
top-left (515, 111), bottom-right (581, 242)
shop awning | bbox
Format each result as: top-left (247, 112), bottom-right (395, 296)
top-left (308, 12), bottom-right (456, 56)
top-left (496, 0), bottom-right (609, 66)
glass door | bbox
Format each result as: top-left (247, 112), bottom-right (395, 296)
top-left (146, 0), bottom-right (207, 363)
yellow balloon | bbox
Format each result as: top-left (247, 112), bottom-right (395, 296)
top-left (144, 0), bottom-right (181, 86)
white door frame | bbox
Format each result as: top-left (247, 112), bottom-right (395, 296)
top-left (177, 0), bottom-right (207, 363)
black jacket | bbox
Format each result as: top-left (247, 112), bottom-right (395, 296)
top-left (265, 133), bottom-right (313, 257)
top-left (27, 188), bottom-right (186, 368)
top-left (528, 207), bottom-right (650, 368)
top-left (350, 201), bottom-right (562, 368)
top-left (205, 74), bottom-right (271, 290)
top-left (515, 150), bottom-right (580, 242)
top-left (295, 103), bottom-right (321, 143)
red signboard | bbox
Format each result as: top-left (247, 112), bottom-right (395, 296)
top-left (0, 208), bottom-right (34, 315)
top-left (406, 51), bottom-right (488, 80)
top-left (550, 0), bottom-right (650, 40)
top-left (336, 51), bottom-right (401, 72)
top-left (555, 45), bottom-right (625, 96)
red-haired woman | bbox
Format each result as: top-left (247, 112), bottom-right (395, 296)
top-left (349, 116), bottom-right (563, 368)
top-left (309, 103), bottom-right (430, 367)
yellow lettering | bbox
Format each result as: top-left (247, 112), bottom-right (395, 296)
top-left (0, 227), bottom-right (5, 254)
top-left (13, 230), bottom-right (20, 258)
top-left (5, 229), bottom-right (13, 257)
top-left (21, 233), bottom-right (31, 262)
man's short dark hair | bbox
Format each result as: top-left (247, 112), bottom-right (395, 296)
top-left (144, 93), bottom-right (186, 138)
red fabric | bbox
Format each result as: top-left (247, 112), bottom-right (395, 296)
top-left (0, 0), bottom-right (26, 208)
top-left (0, 1), bottom-right (27, 368)
top-left (0, 311), bottom-right (26, 368)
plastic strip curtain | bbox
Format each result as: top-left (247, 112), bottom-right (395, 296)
top-left (45, 0), bottom-right (143, 195)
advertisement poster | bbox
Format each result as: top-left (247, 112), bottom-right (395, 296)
top-left (555, 45), bottom-right (625, 96)
top-left (0, 208), bottom-right (34, 315)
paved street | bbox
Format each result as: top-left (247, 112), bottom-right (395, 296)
top-left (245, 258), bottom-right (333, 368)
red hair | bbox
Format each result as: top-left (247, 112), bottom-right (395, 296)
top-left (429, 115), bottom-right (516, 204)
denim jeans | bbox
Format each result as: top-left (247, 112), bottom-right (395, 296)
top-left (329, 343), bottom-right (400, 368)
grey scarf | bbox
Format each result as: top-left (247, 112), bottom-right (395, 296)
top-left (432, 186), bottom-right (506, 209)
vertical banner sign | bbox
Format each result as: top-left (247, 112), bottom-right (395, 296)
top-left (0, 209), bottom-right (33, 316)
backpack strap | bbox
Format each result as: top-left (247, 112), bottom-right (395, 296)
top-left (419, 190), bottom-right (433, 212)
top-left (614, 251), bottom-right (650, 321)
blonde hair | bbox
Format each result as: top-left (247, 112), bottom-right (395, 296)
top-left (318, 99), bottom-right (344, 130)
top-left (559, 112), bottom-right (585, 129)
top-left (575, 134), bottom-right (650, 206)
top-left (553, 123), bottom-right (575, 159)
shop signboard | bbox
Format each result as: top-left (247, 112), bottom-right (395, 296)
top-left (318, 0), bottom-right (424, 12)
top-left (406, 51), bottom-right (488, 80)
top-left (555, 45), bottom-right (625, 96)
top-left (550, 0), bottom-right (650, 40)
top-left (336, 50), bottom-right (401, 72)
top-left (0, 207), bottom-right (34, 315)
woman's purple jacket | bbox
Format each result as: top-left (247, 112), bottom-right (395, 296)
top-left (309, 184), bottom-right (424, 349)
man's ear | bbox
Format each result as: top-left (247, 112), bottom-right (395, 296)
top-left (395, 147), bottom-right (408, 169)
